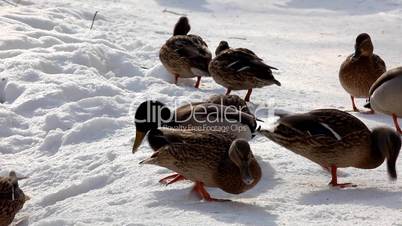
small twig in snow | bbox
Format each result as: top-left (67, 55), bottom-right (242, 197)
top-left (1, 0), bottom-right (17, 7)
top-left (162, 9), bottom-right (186, 16)
top-left (90, 11), bottom-right (99, 30)
top-left (228, 36), bottom-right (247, 40)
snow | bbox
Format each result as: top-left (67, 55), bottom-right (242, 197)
top-left (0, 0), bottom-right (402, 225)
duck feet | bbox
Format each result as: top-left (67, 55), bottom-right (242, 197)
top-left (392, 114), bottom-right (402, 134)
top-left (329, 182), bottom-right (357, 188)
top-left (192, 182), bottom-right (230, 202)
top-left (244, 89), bottom-right (253, 102)
top-left (351, 96), bottom-right (359, 112)
top-left (159, 173), bottom-right (186, 185)
top-left (194, 76), bottom-right (201, 88)
top-left (360, 109), bottom-right (375, 114)
top-left (328, 165), bottom-right (357, 188)
top-left (174, 74), bottom-right (180, 85)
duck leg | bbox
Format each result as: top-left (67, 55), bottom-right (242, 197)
top-left (328, 165), bottom-right (356, 188)
top-left (225, 88), bottom-right (232, 95)
top-left (392, 114), bottom-right (402, 134)
top-left (351, 96), bottom-right (359, 112)
top-left (194, 76), bottom-right (201, 88)
top-left (244, 89), bottom-right (253, 102)
top-left (174, 74), bottom-right (180, 84)
top-left (159, 173), bottom-right (186, 185)
top-left (192, 182), bottom-right (230, 202)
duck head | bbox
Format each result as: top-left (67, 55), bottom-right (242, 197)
top-left (173, 16), bottom-right (191, 36)
top-left (215, 41), bottom-right (230, 56)
top-left (229, 139), bottom-right (256, 185)
top-left (8, 171), bottom-right (28, 201)
top-left (353, 33), bottom-right (373, 60)
top-left (371, 127), bottom-right (401, 179)
top-left (133, 101), bottom-right (172, 153)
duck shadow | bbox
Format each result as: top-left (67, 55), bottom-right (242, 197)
top-left (277, 0), bottom-right (399, 15)
top-left (154, 0), bottom-right (211, 12)
top-left (301, 187), bottom-right (402, 209)
top-left (150, 188), bottom-right (277, 226)
top-left (148, 159), bottom-right (279, 225)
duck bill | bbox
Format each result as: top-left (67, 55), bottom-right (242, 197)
top-left (352, 49), bottom-right (361, 61)
top-left (132, 131), bottom-right (146, 154)
top-left (240, 163), bottom-right (254, 185)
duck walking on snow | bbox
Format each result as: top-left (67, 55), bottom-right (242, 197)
top-left (209, 41), bottom-right (280, 102)
top-left (339, 33), bottom-right (386, 112)
top-left (260, 109), bottom-right (401, 188)
top-left (159, 17), bottom-right (212, 88)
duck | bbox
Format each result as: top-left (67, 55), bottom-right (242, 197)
top-left (0, 171), bottom-right (29, 226)
top-left (209, 40), bottom-right (280, 102)
top-left (132, 95), bottom-right (258, 185)
top-left (132, 95), bottom-right (257, 153)
top-left (365, 67), bottom-right (402, 134)
top-left (259, 109), bottom-right (401, 188)
top-left (140, 128), bottom-right (261, 201)
top-left (339, 33), bottom-right (386, 112)
top-left (159, 16), bottom-right (212, 88)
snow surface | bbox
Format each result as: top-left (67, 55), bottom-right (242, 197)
top-left (1, 0), bottom-right (402, 225)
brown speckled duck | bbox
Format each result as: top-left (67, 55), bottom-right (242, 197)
top-left (159, 17), bottom-right (212, 88)
top-left (140, 128), bottom-right (261, 201)
top-left (209, 41), bottom-right (280, 102)
top-left (260, 109), bottom-right (401, 188)
top-left (0, 171), bottom-right (29, 226)
top-left (132, 95), bottom-right (258, 185)
top-left (365, 67), bottom-right (402, 134)
top-left (339, 33), bottom-right (386, 112)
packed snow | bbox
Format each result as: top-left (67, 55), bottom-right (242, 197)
top-left (1, 0), bottom-right (402, 225)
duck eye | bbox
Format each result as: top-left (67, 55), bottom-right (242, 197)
top-left (1, 78), bottom-right (5, 81)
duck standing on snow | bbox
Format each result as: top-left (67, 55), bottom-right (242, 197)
top-left (0, 171), bottom-right (29, 226)
top-left (365, 67), bottom-right (402, 134)
top-left (132, 95), bottom-right (257, 185)
top-left (339, 33), bottom-right (386, 112)
top-left (159, 17), bottom-right (212, 88)
top-left (140, 129), bottom-right (261, 201)
top-left (209, 41), bottom-right (280, 102)
top-left (259, 109), bottom-right (401, 188)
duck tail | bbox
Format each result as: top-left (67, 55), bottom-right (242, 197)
top-left (273, 79), bottom-right (281, 86)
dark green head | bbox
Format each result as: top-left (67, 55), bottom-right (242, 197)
top-left (133, 101), bottom-right (172, 153)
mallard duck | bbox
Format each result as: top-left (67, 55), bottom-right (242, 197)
top-left (132, 95), bottom-right (257, 153)
top-left (0, 171), bottom-right (29, 226)
top-left (260, 109), bottom-right (401, 188)
top-left (339, 33), bottom-right (386, 112)
top-left (209, 41), bottom-right (280, 102)
top-left (159, 17), bottom-right (212, 88)
top-left (365, 67), bottom-right (402, 134)
top-left (132, 95), bottom-right (258, 185)
top-left (140, 128), bottom-right (261, 201)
